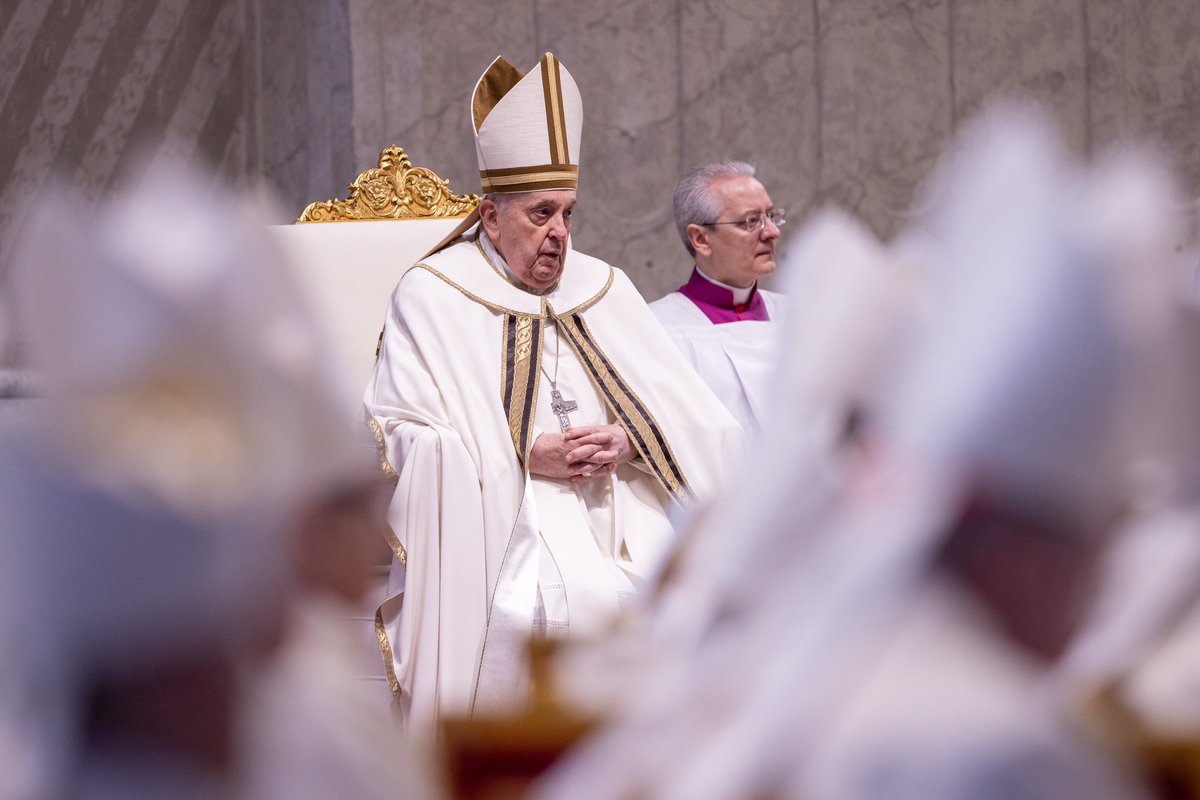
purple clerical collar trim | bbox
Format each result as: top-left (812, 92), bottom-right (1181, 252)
top-left (678, 267), bottom-right (770, 324)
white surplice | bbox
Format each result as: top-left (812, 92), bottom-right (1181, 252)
top-left (364, 230), bottom-right (741, 736)
top-left (649, 289), bottom-right (784, 435)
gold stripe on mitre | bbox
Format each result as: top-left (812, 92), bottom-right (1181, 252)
top-left (473, 57), bottom-right (524, 131)
top-left (541, 53), bottom-right (569, 165)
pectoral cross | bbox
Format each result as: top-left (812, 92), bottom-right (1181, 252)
top-left (550, 385), bottom-right (578, 432)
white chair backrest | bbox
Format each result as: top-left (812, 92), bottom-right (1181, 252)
top-left (267, 148), bottom-right (479, 705)
top-left (269, 217), bottom-right (464, 414)
top-left (266, 146), bottom-right (479, 417)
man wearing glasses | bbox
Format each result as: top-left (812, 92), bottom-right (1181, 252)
top-left (650, 162), bottom-right (786, 436)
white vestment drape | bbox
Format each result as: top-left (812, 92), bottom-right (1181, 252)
top-left (649, 291), bottom-right (784, 436)
top-left (365, 232), bottom-right (741, 735)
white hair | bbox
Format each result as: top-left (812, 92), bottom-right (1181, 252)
top-left (673, 161), bottom-right (757, 256)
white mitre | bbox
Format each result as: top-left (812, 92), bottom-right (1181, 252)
top-left (426, 51), bottom-right (583, 256)
top-left (13, 165), bottom-right (372, 519)
top-left (474, 51), bottom-right (582, 193)
top-left (881, 108), bottom-right (1128, 529)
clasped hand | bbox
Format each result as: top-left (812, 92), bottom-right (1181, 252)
top-left (528, 424), bottom-right (634, 483)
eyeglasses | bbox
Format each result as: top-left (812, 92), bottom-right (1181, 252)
top-left (702, 208), bottom-right (786, 233)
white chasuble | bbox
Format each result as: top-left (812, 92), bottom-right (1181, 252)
top-left (364, 231), bottom-right (741, 736)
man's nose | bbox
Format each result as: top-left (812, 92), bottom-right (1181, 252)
top-left (762, 217), bottom-right (781, 240)
top-left (549, 213), bottom-right (570, 238)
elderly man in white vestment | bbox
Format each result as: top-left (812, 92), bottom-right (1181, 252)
top-left (650, 162), bottom-right (786, 435)
top-left (365, 53), bottom-right (741, 735)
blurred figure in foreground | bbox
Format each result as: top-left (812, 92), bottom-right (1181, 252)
top-left (1054, 155), bottom-right (1200, 796)
top-left (0, 163), bottom-right (437, 799)
top-left (538, 108), bottom-right (1190, 800)
top-left (790, 113), bottom-right (1197, 800)
top-left (239, 473), bottom-right (444, 800)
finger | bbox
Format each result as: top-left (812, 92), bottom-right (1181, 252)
top-left (583, 448), bottom-right (618, 465)
top-left (566, 444), bottom-right (603, 463)
top-left (564, 432), bottom-right (612, 449)
top-left (566, 438), bottom-right (613, 456)
top-left (563, 425), bottom-right (603, 441)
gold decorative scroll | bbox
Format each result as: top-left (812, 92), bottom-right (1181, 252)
top-left (298, 146), bottom-right (480, 222)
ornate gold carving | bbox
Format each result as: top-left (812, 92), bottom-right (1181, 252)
top-left (298, 146), bottom-right (480, 222)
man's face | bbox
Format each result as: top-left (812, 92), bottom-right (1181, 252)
top-left (481, 189), bottom-right (576, 292)
top-left (690, 176), bottom-right (780, 289)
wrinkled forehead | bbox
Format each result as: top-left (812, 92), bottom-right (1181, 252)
top-left (501, 188), bottom-right (578, 214)
top-left (511, 188), bottom-right (576, 206)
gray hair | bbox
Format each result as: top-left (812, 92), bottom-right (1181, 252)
top-left (482, 192), bottom-right (516, 212)
top-left (673, 161), bottom-right (757, 256)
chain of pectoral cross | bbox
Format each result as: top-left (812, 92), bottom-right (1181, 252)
top-left (540, 320), bottom-right (578, 432)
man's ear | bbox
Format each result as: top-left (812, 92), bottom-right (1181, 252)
top-left (479, 199), bottom-right (500, 241)
top-left (687, 223), bottom-right (711, 258)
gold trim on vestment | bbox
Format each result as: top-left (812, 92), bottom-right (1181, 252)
top-left (414, 248), bottom-right (613, 317)
top-left (477, 237), bottom-right (510, 284)
top-left (367, 418), bottom-right (406, 564)
top-left (473, 236), bottom-right (614, 310)
top-left (474, 236), bottom-right (560, 297)
top-left (502, 314), bottom-right (542, 464)
top-left (410, 264), bottom-right (539, 317)
top-left (385, 524), bottom-right (408, 568)
top-left (367, 417), bottom-right (399, 485)
top-left (559, 268), bottom-right (614, 316)
top-left (375, 606), bottom-right (402, 705)
top-left (552, 308), bottom-right (693, 502)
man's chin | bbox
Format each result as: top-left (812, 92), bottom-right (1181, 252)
top-left (532, 261), bottom-right (563, 284)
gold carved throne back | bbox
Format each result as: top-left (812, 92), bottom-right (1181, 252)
top-left (270, 146), bottom-right (479, 416)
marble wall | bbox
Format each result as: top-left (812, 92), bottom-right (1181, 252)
top-left (0, 0), bottom-right (355, 366)
top-left (3, 0), bottom-right (1199, 312)
top-left (349, 0), bottom-right (1200, 300)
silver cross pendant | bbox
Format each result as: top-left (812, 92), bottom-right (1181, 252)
top-left (550, 386), bottom-right (578, 432)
